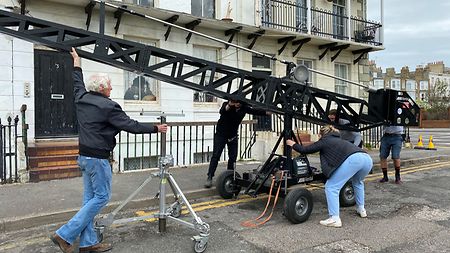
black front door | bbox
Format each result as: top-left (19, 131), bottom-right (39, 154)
top-left (34, 49), bottom-right (77, 138)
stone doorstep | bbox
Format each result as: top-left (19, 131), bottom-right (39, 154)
top-left (29, 165), bottom-right (80, 182)
top-left (28, 155), bottom-right (78, 168)
top-left (27, 147), bottom-right (79, 157)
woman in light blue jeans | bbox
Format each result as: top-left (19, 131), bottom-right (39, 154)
top-left (56, 156), bottom-right (112, 247)
top-left (325, 152), bottom-right (372, 224)
top-left (287, 125), bottom-right (373, 227)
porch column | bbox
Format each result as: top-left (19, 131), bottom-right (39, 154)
top-left (347, 0), bottom-right (351, 40)
top-left (307, 0), bottom-right (311, 34)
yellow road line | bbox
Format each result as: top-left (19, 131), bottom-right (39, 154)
top-left (2, 162), bottom-right (448, 251)
top-left (365, 161), bottom-right (450, 182)
top-left (136, 161), bottom-right (450, 222)
top-left (136, 195), bottom-right (268, 222)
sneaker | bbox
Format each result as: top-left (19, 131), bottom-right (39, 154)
top-left (395, 179), bottom-right (403, 184)
top-left (379, 177), bottom-right (389, 183)
top-left (319, 217), bottom-right (342, 228)
top-left (356, 208), bottom-right (367, 218)
top-left (204, 177), bottom-right (213, 188)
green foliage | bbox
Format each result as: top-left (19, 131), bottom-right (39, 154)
top-left (416, 99), bottom-right (430, 110)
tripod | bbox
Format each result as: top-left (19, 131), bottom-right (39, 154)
top-left (95, 116), bottom-right (210, 253)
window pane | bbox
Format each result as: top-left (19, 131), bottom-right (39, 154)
top-left (203, 0), bottom-right (215, 18)
top-left (191, 0), bottom-right (202, 17)
top-left (252, 55), bottom-right (271, 69)
top-left (334, 63), bottom-right (348, 95)
top-left (193, 46), bottom-right (218, 102)
top-left (124, 75), bottom-right (156, 101)
top-left (191, 0), bottom-right (215, 18)
top-left (133, 0), bottom-right (153, 7)
top-left (124, 40), bottom-right (158, 101)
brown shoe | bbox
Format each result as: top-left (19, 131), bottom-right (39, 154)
top-left (79, 242), bottom-right (113, 252)
top-left (50, 234), bottom-right (74, 253)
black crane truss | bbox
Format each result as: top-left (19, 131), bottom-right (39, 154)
top-left (0, 9), bottom-right (419, 132)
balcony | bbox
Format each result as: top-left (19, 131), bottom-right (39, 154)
top-left (260, 0), bottom-right (382, 46)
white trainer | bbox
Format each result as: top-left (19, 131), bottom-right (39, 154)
top-left (356, 208), bottom-right (367, 218)
top-left (319, 217), bottom-right (342, 228)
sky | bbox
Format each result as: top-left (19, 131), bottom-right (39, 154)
top-left (367, 0), bottom-right (450, 71)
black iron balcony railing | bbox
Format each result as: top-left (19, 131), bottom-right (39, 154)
top-left (261, 0), bottom-right (382, 46)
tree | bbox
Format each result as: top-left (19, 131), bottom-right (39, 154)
top-left (425, 79), bottom-right (449, 120)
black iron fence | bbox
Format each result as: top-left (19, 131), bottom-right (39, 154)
top-left (114, 120), bottom-right (257, 172)
top-left (351, 16), bottom-right (382, 46)
top-left (0, 116), bottom-right (20, 184)
top-left (260, 0), bottom-right (382, 45)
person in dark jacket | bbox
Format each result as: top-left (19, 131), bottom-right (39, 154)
top-left (286, 125), bottom-right (372, 228)
top-left (204, 100), bottom-right (269, 188)
top-left (50, 48), bottom-right (168, 253)
top-left (328, 109), bottom-right (362, 147)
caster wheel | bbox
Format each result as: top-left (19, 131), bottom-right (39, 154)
top-left (95, 228), bottom-right (104, 243)
top-left (171, 202), bottom-right (182, 218)
top-left (194, 240), bottom-right (207, 253)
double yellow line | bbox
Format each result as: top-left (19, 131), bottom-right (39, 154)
top-left (135, 160), bottom-right (450, 222)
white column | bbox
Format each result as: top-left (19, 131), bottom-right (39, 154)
top-left (307, 0), bottom-right (311, 34)
top-left (347, 0), bottom-right (351, 40)
top-left (380, 0), bottom-right (384, 44)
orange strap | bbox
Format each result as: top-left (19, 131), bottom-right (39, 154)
top-left (241, 171), bottom-right (284, 228)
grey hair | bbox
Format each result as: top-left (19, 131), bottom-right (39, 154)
top-left (86, 73), bottom-right (111, 92)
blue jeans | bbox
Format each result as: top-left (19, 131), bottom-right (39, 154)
top-left (325, 152), bottom-right (373, 218)
top-left (56, 156), bottom-right (112, 247)
top-left (379, 134), bottom-right (402, 159)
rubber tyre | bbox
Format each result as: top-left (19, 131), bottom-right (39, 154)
top-left (216, 170), bottom-right (242, 199)
top-left (194, 241), bottom-right (207, 253)
top-left (339, 181), bottom-right (356, 207)
top-left (283, 188), bottom-right (313, 224)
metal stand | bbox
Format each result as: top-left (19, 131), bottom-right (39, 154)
top-left (95, 116), bottom-right (209, 253)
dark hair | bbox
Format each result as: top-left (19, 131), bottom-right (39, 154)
top-left (328, 109), bottom-right (337, 116)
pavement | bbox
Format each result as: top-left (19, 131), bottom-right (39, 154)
top-left (0, 146), bottom-right (449, 233)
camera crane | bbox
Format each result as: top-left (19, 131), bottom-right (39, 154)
top-left (0, 2), bottom-right (420, 244)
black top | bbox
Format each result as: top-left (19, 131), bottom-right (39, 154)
top-left (215, 102), bottom-right (267, 139)
top-left (73, 67), bottom-right (157, 159)
top-left (292, 132), bottom-right (365, 178)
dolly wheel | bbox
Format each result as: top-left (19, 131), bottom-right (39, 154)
top-left (283, 188), bottom-right (313, 224)
top-left (171, 202), bottom-right (182, 218)
top-left (194, 240), bottom-right (207, 253)
top-left (216, 170), bottom-right (242, 199)
top-left (340, 181), bottom-right (356, 207)
top-left (95, 227), bottom-right (104, 243)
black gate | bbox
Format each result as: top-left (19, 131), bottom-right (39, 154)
top-left (34, 49), bottom-right (77, 138)
top-left (0, 116), bottom-right (19, 184)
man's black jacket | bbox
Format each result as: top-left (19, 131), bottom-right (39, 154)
top-left (215, 102), bottom-right (267, 139)
top-left (73, 67), bottom-right (157, 159)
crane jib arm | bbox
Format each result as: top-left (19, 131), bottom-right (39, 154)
top-left (0, 9), bottom-right (420, 130)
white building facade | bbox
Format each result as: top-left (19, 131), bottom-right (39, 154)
top-left (0, 0), bottom-right (383, 178)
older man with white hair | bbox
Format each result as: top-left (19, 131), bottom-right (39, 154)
top-left (50, 48), bottom-right (168, 253)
